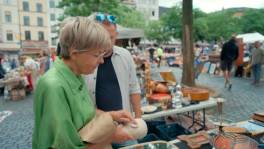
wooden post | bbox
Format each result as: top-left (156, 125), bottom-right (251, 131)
top-left (181, 0), bottom-right (195, 86)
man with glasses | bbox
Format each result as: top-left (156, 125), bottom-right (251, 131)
top-left (86, 13), bottom-right (142, 148)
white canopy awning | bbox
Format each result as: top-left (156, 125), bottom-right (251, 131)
top-left (237, 32), bottom-right (264, 43)
top-left (117, 25), bottom-right (144, 39)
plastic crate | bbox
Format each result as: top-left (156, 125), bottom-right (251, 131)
top-left (258, 144), bottom-right (264, 149)
top-left (146, 120), bottom-right (166, 134)
top-left (156, 123), bottom-right (191, 141)
top-left (138, 133), bottom-right (160, 143)
top-left (250, 136), bottom-right (264, 149)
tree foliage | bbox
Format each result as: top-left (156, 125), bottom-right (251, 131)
top-left (144, 20), bottom-right (171, 44)
top-left (153, 6), bottom-right (209, 42)
top-left (147, 6), bottom-right (264, 43)
top-left (58, 1), bottom-right (264, 42)
top-left (241, 9), bottom-right (264, 35)
top-left (160, 6), bottom-right (183, 40)
top-left (114, 5), bottom-right (145, 28)
top-left (58, 0), bottom-right (145, 28)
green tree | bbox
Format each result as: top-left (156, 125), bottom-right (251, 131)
top-left (241, 9), bottom-right (264, 35)
top-left (205, 10), bottom-right (242, 41)
top-left (144, 20), bottom-right (171, 44)
top-left (161, 5), bottom-right (182, 39)
top-left (193, 18), bottom-right (208, 41)
top-left (193, 8), bottom-right (207, 18)
top-left (58, 0), bottom-right (145, 28)
top-left (161, 6), bottom-right (208, 41)
top-left (115, 5), bottom-right (145, 28)
top-left (58, 0), bottom-right (120, 17)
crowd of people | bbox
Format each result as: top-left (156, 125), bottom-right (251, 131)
top-left (0, 51), bottom-right (54, 96)
top-left (143, 35), bottom-right (264, 89)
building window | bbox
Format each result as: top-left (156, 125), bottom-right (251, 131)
top-left (50, 13), bottom-right (56, 21)
top-left (37, 17), bottom-right (43, 26)
top-left (51, 26), bottom-right (57, 33)
top-left (5, 11), bottom-right (12, 23)
top-left (49, 0), bottom-right (55, 8)
top-left (38, 31), bottom-right (44, 40)
top-left (36, 3), bottom-right (43, 12)
top-left (25, 31), bottom-right (31, 40)
top-left (51, 37), bottom-right (57, 46)
top-left (3, 0), bottom-right (11, 5)
top-left (152, 11), bottom-right (155, 16)
top-left (6, 31), bottom-right (13, 41)
top-left (23, 1), bottom-right (29, 11)
top-left (23, 16), bottom-right (30, 26)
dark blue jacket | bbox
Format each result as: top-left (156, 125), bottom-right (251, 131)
top-left (220, 39), bottom-right (239, 62)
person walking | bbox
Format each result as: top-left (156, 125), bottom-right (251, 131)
top-left (220, 36), bottom-right (239, 90)
top-left (0, 55), bottom-right (6, 95)
top-left (157, 46), bottom-right (164, 67)
top-left (251, 41), bottom-right (264, 86)
top-left (148, 46), bottom-right (155, 63)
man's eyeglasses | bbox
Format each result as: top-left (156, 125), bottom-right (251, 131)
top-left (95, 13), bottom-right (116, 24)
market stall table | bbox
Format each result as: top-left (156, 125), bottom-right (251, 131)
top-left (0, 77), bottom-right (27, 100)
top-left (142, 98), bottom-right (218, 130)
top-left (168, 120), bottom-right (264, 149)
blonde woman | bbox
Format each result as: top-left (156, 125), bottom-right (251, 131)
top-left (33, 17), bottom-right (134, 149)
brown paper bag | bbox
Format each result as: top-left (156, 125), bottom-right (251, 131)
top-left (79, 112), bottom-right (117, 149)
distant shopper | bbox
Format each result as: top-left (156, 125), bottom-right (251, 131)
top-left (220, 37), bottom-right (239, 90)
top-left (0, 55), bottom-right (6, 95)
top-left (157, 47), bottom-right (164, 67)
top-left (251, 41), bottom-right (264, 86)
top-left (148, 46), bottom-right (155, 63)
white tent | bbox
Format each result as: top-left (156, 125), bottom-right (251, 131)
top-left (237, 32), bottom-right (264, 43)
top-left (116, 25), bottom-right (144, 39)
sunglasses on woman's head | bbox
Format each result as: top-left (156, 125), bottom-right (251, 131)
top-left (95, 13), bottom-right (116, 24)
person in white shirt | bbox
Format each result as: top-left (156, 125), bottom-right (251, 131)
top-left (85, 13), bottom-right (142, 148)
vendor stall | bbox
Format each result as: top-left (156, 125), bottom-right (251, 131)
top-left (0, 68), bottom-right (29, 100)
top-left (237, 32), bottom-right (264, 43)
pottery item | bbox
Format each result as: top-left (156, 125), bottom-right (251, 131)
top-left (141, 105), bottom-right (158, 113)
top-left (122, 118), bottom-right (148, 139)
top-left (181, 87), bottom-right (209, 101)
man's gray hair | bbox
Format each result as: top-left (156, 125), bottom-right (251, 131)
top-left (59, 16), bottom-right (111, 59)
top-left (87, 12), bottom-right (97, 21)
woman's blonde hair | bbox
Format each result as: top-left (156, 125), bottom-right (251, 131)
top-left (59, 17), bottom-right (111, 59)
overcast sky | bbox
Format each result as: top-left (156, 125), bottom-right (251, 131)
top-left (159, 0), bottom-right (264, 13)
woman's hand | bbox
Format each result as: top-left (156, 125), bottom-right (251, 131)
top-left (112, 125), bottom-right (134, 143)
top-left (109, 110), bottom-right (134, 123)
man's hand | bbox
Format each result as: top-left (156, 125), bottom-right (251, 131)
top-left (112, 125), bottom-right (134, 143)
top-left (109, 110), bottom-right (134, 123)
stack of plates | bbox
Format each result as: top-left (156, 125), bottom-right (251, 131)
top-left (141, 105), bottom-right (157, 114)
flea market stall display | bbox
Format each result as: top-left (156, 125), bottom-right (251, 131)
top-left (139, 62), bottom-right (214, 147)
top-left (0, 67), bottom-right (30, 100)
top-left (134, 62), bottom-right (264, 149)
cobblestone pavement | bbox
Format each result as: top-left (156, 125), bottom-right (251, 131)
top-left (196, 71), bottom-right (264, 123)
top-left (0, 67), bottom-right (264, 148)
top-left (0, 94), bottom-right (33, 149)
top-left (155, 66), bottom-right (264, 123)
